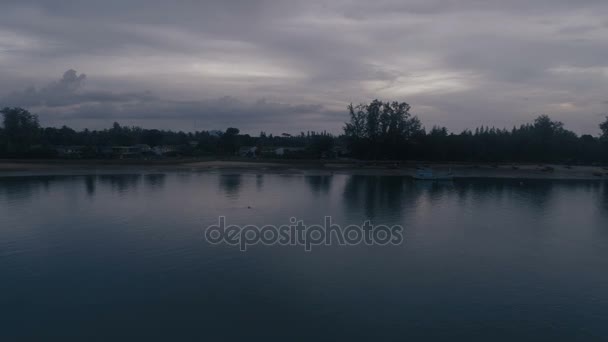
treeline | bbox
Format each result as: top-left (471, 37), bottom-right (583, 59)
top-left (2, 104), bottom-right (608, 163)
top-left (344, 100), bottom-right (608, 164)
top-left (0, 107), bottom-right (334, 158)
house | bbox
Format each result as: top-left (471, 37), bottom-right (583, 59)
top-left (274, 147), bottom-right (306, 156)
top-left (54, 146), bottom-right (84, 158)
top-left (238, 146), bottom-right (258, 157)
top-left (110, 144), bottom-right (153, 159)
top-left (133, 144), bottom-right (153, 153)
top-left (259, 146), bottom-right (277, 155)
top-left (152, 146), bottom-right (178, 157)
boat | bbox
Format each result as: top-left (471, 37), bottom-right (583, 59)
top-left (413, 168), bottom-right (454, 181)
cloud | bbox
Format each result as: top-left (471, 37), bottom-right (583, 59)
top-left (1, 70), bottom-right (337, 133)
top-left (6, 69), bottom-right (87, 107)
top-left (1, 1), bottom-right (608, 134)
top-left (4, 69), bottom-right (157, 108)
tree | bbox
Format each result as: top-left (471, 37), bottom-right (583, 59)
top-left (1, 107), bottom-right (40, 154)
top-left (429, 126), bottom-right (448, 137)
top-left (600, 116), bottom-right (608, 142)
top-left (533, 114), bottom-right (564, 140)
top-left (344, 103), bottom-right (366, 139)
top-left (219, 127), bottom-right (240, 155)
top-left (0, 125), bottom-right (5, 156)
top-left (142, 129), bottom-right (164, 147)
top-left (308, 133), bottom-right (334, 158)
top-left (344, 100), bottom-right (422, 159)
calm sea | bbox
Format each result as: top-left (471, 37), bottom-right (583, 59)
top-left (1, 172), bottom-right (607, 341)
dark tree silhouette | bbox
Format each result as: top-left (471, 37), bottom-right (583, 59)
top-left (1, 107), bottom-right (41, 155)
top-left (0, 105), bottom-right (606, 164)
top-left (219, 127), bottom-right (241, 155)
top-left (343, 101), bottom-right (606, 164)
top-left (344, 100), bottom-right (423, 159)
top-left (600, 116), bottom-right (608, 142)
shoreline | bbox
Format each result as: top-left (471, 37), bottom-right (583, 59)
top-left (0, 159), bottom-right (607, 180)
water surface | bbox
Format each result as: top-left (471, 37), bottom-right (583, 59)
top-left (1, 172), bottom-right (608, 341)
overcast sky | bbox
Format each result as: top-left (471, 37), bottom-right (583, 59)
top-left (1, 0), bottom-right (607, 135)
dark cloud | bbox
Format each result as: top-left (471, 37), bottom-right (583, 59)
top-left (1, 70), bottom-right (336, 133)
top-left (3, 70), bottom-right (157, 108)
top-left (1, 0), bottom-right (607, 135)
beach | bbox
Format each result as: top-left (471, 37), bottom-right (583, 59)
top-left (1, 159), bottom-right (607, 180)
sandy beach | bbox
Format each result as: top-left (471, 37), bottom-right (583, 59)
top-left (0, 159), bottom-right (607, 180)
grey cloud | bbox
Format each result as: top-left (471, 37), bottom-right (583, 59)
top-left (59, 96), bottom-right (326, 121)
top-left (558, 25), bottom-right (599, 35)
top-left (1, 1), bottom-right (608, 135)
top-left (51, 98), bottom-right (341, 134)
top-left (3, 70), bottom-right (157, 108)
top-left (5, 69), bottom-right (87, 107)
top-left (2, 70), bottom-right (336, 133)
top-left (340, 0), bottom-right (608, 16)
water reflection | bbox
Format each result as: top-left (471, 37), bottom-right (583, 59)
top-left (84, 175), bottom-right (96, 197)
top-left (414, 180), bottom-right (454, 205)
top-left (219, 174), bottom-right (242, 199)
top-left (343, 176), bottom-right (415, 220)
top-left (449, 179), bottom-right (553, 214)
top-left (256, 174), bottom-right (264, 191)
top-left (98, 174), bottom-right (141, 193)
top-left (1, 173), bottom-right (608, 341)
top-left (305, 175), bottom-right (332, 197)
top-left (0, 176), bottom-right (55, 204)
top-left (341, 176), bottom-right (608, 223)
top-left (600, 181), bottom-right (608, 216)
top-left (144, 174), bottom-right (166, 191)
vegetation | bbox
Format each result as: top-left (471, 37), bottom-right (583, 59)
top-left (344, 100), bottom-right (422, 159)
top-left (600, 116), bottom-right (608, 142)
top-left (0, 107), bottom-right (334, 159)
top-left (344, 101), bottom-right (608, 164)
top-left (1, 104), bottom-right (607, 164)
